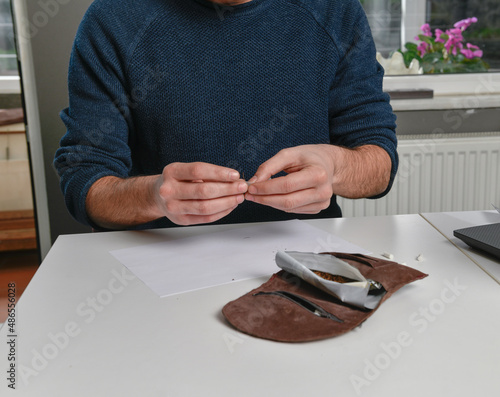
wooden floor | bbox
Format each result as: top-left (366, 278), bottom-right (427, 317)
top-left (0, 210), bottom-right (39, 324)
top-left (0, 210), bottom-right (37, 252)
top-left (0, 250), bottom-right (39, 324)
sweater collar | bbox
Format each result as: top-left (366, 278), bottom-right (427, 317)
top-left (191, 0), bottom-right (272, 19)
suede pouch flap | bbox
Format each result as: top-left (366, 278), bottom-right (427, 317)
top-left (275, 251), bottom-right (383, 309)
top-left (222, 252), bottom-right (427, 342)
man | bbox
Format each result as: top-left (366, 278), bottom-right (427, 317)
top-left (54, 0), bottom-right (397, 230)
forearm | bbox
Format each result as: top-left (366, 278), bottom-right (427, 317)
top-left (86, 175), bottom-right (163, 230)
top-left (86, 163), bottom-right (247, 229)
top-left (329, 144), bottom-right (392, 199)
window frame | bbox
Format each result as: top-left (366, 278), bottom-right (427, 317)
top-left (400, 0), bottom-right (427, 45)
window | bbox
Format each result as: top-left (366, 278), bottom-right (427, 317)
top-left (361, 0), bottom-right (500, 75)
top-left (0, 0), bottom-right (17, 76)
top-left (361, 0), bottom-right (402, 57)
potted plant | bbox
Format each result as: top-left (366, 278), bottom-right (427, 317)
top-left (399, 17), bottom-right (489, 74)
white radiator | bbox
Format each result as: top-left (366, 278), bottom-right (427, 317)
top-left (338, 135), bottom-right (500, 217)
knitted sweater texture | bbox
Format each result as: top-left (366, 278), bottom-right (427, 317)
top-left (54, 0), bottom-right (398, 229)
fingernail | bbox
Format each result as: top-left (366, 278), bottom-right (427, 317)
top-left (229, 171), bottom-right (240, 180)
top-left (237, 194), bottom-right (245, 204)
top-left (237, 182), bottom-right (248, 193)
top-left (248, 185), bottom-right (256, 194)
top-left (247, 176), bottom-right (257, 184)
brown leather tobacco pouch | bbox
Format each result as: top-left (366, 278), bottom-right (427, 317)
top-left (222, 252), bottom-right (427, 342)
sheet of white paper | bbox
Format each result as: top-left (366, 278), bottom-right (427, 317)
top-left (109, 220), bottom-right (369, 297)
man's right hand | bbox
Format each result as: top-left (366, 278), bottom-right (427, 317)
top-left (86, 162), bottom-right (247, 229)
top-left (154, 162), bottom-right (248, 225)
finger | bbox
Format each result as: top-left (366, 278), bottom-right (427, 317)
top-left (176, 180), bottom-right (248, 200)
top-left (283, 200), bottom-right (331, 214)
top-left (167, 162), bottom-right (240, 182)
top-left (249, 148), bottom-right (298, 182)
top-left (246, 190), bottom-right (330, 213)
top-left (173, 205), bottom-right (239, 226)
top-left (245, 188), bottom-right (321, 212)
top-left (170, 194), bottom-right (245, 217)
top-left (248, 168), bottom-right (322, 196)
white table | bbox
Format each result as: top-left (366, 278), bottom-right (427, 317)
top-left (1, 214), bottom-right (500, 396)
top-left (422, 210), bottom-right (500, 284)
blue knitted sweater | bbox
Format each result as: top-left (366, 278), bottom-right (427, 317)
top-left (54, 0), bottom-right (397, 230)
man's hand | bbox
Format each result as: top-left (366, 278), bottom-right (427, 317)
top-left (86, 162), bottom-right (247, 229)
top-left (155, 162), bottom-right (248, 225)
top-left (244, 145), bottom-right (335, 214)
top-left (244, 144), bottom-right (391, 214)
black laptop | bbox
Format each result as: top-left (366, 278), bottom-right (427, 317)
top-left (453, 223), bottom-right (500, 260)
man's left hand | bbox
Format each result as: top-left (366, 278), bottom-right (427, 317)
top-left (244, 144), bottom-right (335, 214)
top-left (244, 144), bottom-right (391, 213)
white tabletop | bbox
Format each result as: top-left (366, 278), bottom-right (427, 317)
top-left (1, 214), bottom-right (500, 396)
top-left (422, 210), bottom-right (500, 284)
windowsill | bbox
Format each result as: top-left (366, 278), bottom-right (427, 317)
top-left (385, 72), bottom-right (500, 111)
top-left (0, 76), bottom-right (21, 94)
top-left (390, 94), bottom-right (500, 111)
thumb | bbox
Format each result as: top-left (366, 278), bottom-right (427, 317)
top-left (248, 149), bottom-right (296, 183)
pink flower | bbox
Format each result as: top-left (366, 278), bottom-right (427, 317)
top-left (453, 42), bottom-right (464, 56)
top-left (448, 28), bottom-right (464, 42)
top-left (454, 17), bottom-right (478, 31)
top-left (420, 23), bottom-right (432, 37)
top-left (417, 41), bottom-right (429, 56)
top-left (444, 28), bottom-right (464, 55)
top-left (446, 40), bottom-right (463, 56)
top-left (435, 29), bottom-right (445, 43)
top-left (461, 43), bottom-right (483, 59)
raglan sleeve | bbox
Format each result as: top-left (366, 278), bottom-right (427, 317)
top-left (53, 6), bottom-right (134, 227)
top-left (328, 0), bottom-right (398, 198)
